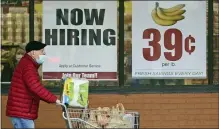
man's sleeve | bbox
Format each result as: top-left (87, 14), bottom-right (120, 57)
top-left (22, 65), bottom-right (57, 103)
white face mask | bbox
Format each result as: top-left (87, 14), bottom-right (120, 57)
top-left (36, 55), bottom-right (46, 64)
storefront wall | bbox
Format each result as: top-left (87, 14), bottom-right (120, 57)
top-left (1, 0), bottom-right (218, 128)
top-left (2, 93), bottom-right (219, 128)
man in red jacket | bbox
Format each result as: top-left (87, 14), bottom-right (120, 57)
top-left (6, 41), bottom-right (61, 128)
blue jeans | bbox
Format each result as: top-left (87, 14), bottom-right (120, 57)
top-left (10, 117), bottom-right (35, 128)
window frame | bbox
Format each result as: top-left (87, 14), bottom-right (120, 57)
top-left (1, 0), bottom-right (218, 93)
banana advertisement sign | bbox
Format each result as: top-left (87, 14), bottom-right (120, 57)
top-left (151, 2), bottom-right (185, 26)
top-left (132, 1), bottom-right (206, 79)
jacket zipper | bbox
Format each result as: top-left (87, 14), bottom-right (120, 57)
top-left (29, 99), bottom-right (34, 113)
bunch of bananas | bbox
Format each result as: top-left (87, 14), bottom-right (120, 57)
top-left (151, 2), bottom-right (186, 26)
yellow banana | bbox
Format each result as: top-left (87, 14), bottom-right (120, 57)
top-left (151, 8), bottom-right (177, 26)
top-left (164, 9), bottom-right (186, 16)
top-left (157, 6), bottom-right (185, 21)
top-left (161, 3), bottom-right (185, 13)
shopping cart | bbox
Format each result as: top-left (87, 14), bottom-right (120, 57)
top-left (58, 79), bottom-right (140, 129)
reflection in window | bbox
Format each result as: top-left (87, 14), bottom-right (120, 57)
top-left (213, 1), bottom-right (219, 85)
top-left (1, 4), bottom-right (29, 82)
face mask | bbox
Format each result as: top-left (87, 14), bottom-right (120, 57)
top-left (36, 55), bottom-right (46, 64)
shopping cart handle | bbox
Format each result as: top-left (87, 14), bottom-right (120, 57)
top-left (56, 102), bottom-right (68, 112)
top-left (56, 102), bottom-right (63, 106)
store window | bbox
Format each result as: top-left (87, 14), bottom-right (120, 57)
top-left (1, 0), bottom-right (218, 87)
top-left (213, 1), bottom-right (219, 85)
top-left (1, 1), bottom-right (29, 82)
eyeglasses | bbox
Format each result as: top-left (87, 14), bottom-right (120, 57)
top-left (40, 49), bottom-right (46, 55)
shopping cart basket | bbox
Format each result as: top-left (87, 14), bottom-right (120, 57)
top-left (58, 79), bottom-right (140, 129)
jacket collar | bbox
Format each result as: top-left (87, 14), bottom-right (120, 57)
top-left (24, 53), bottom-right (40, 69)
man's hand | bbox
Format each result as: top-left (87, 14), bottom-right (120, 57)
top-left (56, 99), bottom-right (61, 105)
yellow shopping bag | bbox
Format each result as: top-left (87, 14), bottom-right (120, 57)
top-left (62, 77), bottom-right (89, 108)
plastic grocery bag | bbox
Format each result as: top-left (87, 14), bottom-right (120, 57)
top-left (62, 77), bottom-right (89, 108)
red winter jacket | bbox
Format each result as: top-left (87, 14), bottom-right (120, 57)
top-left (6, 53), bottom-right (57, 120)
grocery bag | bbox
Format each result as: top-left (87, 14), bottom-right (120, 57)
top-left (106, 103), bottom-right (134, 128)
top-left (62, 77), bottom-right (89, 108)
